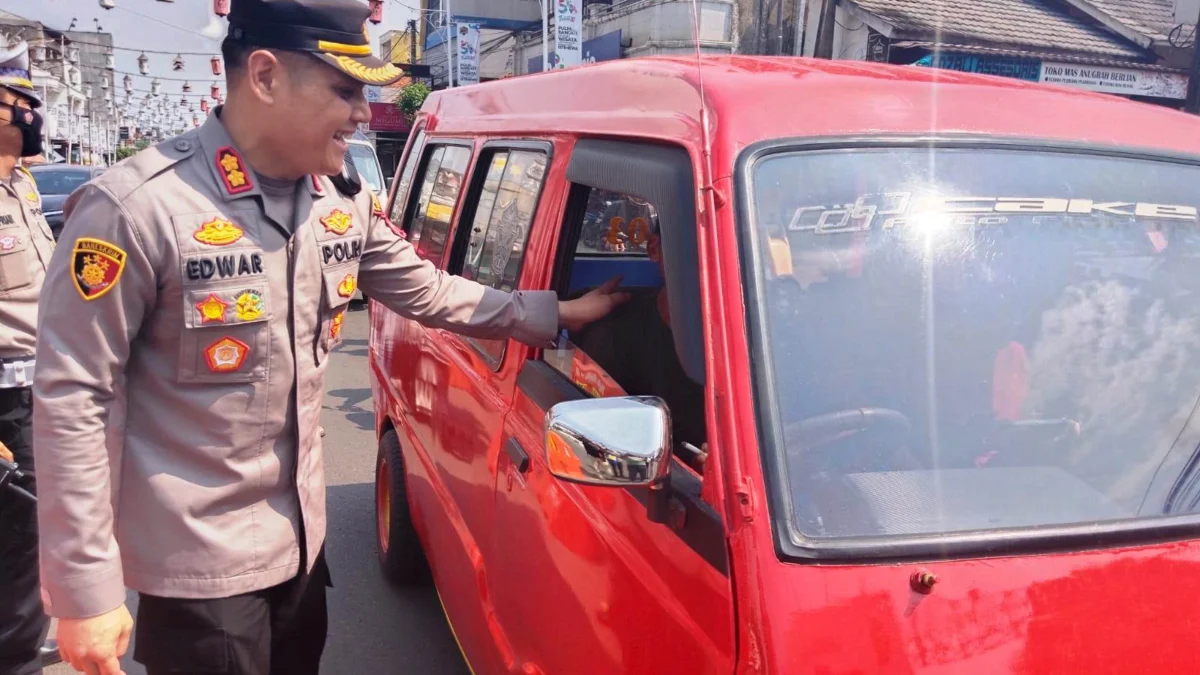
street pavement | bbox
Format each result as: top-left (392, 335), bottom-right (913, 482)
top-left (45, 303), bottom-right (470, 675)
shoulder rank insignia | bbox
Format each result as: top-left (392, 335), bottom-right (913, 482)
top-left (370, 191), bottom-right (384, 217)
top-left (196, 294), bottom-right (229, 324)
top-left (216, 146), bottom-right (254, 195)
top-left (337, 273), bottom-right (357, 298)
top-left (311, 175), bottom-right (325, 195)
top-left (72, 238), bottom-right (128, 301)
top-left (321, 209), bottom-right (353, 235)
top-left (204, 336), bottom-right (250, 373)
top-left (194, 217), bottom-right (245, 246)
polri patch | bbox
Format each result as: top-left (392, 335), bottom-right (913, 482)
top-left (337, 273), bottom-right (357, 298)
top-left (204, 336), bottom-right (250, 373)
top-left (321, 209), bottom-right (353, 235)
top-left (216, 146), bottom-right (254, 195)
top-left (330, 310), bottom-right (345, 341)
top-left (72, 238), bottom-right (127, 301)
top-left (0, 234), bottom-right (20, 251)
top-left (193, 217), bottom-right (245, 246)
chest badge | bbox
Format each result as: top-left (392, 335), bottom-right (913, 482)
top-left (216, 146), bottom-right (254, 195)
top-left (71, 238), bottom-right (128, 301)
top-left (321, 209), bottom-right (353, 235)
top-left (204, 336), bottom-right (250, 373)
top-left (235, 290), bottom-right (265, 321)
top-left (330, 310), bottom-right (345, 341)
top-left (337, 273), bottom-right (357, 298)
top-left (196, 294), bottom-right (229, 324)
top-left (0, 234), bottom-right (20, 251)
top-left (194, 217), bottom-right (245, 246)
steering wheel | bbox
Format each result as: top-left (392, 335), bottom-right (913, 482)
top-left (786, 408), bottom-right (911, 448)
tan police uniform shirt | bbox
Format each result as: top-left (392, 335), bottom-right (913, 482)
top-left (33, 113), bottom-right (559, 619)
top-left (0, 166), bottom-right (55, 362)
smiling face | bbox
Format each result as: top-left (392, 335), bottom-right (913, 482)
top-left (236, 49), bottom-right (370, 178)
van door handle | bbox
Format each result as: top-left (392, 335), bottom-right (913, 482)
top-left (505, 438), bottom-right (530, 473)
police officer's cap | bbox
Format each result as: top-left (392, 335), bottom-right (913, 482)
top-left (226, 0), bottom-right (403, 86)
top-left (0, 39), bottom-right (43, 108)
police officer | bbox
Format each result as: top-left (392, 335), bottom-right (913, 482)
top-left (32, 1), bottom-right (626, 674)
top-left (0, 39), bottom-right (62, 675)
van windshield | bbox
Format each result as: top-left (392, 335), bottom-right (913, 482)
top-left (746, 146), bottom-right (1200, 544)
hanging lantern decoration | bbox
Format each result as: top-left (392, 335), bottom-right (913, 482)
top-left (210, 56), bottom-right (223, 76)
top-left (33, 44), bottom-right (46, 63)
top-left (105, 90), bottom-right (112, 102)
top-left (193, 114), bottom-right (200, 127)
top-left (173, 54), bottom-right (185, 71)
top-left (200, 98), bottom-right (209, 113)
top-left (138, 52), bottom-right (149, 75)
top-left (211, 83), bottom-right (220, 99)
top-left (368, 0), bottom-right (384, 24)
top-left (100, 0), bottom-right (115, 9)
top-left (151, 79), bottom-right (161, 96)
top-left (100, 75), bottom-right (109, 90)
top-left (213, 0), bottom-right (230, 16)
top-left (69, 68), bottom-right (81, 87)
top-left (180, 95), bottom-right (188, 106)
top-left (84, 84), bottom-right (93, 98)
top-left (68, 46), bottom-right (80, 64)
top-left (105, 50), bottom-right (115, 69)
top-left (123, 74), bottom-right (133, 93)
top-left (182, 81), bottom-right (192, 93)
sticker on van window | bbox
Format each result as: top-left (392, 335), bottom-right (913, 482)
top-left (787, 193), bottom-right (1199, 235)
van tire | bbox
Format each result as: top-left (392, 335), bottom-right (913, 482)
top-left (375, 428), bottom-right (431, 585)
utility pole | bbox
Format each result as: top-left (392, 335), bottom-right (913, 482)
top-left (1186, 16), bottom-right (1200, 113)
top-left (408, 18), bottom-right (418, 66)
top-left (445, 0), bottom-right (454, 88)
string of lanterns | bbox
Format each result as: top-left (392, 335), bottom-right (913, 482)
top-left (94, 0), bottom-right (385, 23)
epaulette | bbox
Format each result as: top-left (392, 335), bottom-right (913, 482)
top-left (94, 131), bottom-right (200, 203)
top-left (15, 165), bottom-right (34, 184)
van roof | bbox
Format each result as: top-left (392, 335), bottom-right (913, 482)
top-left (422, 56), bottom-right (1200, 159)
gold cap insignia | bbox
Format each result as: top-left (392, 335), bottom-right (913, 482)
top-left (193, 217), bottom-right (245, 246)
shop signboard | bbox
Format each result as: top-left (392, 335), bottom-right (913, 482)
top-left (425, 0), bottom-right (541, 47)
top-left (1039, 62), bottom-right (1187, 99)
top-left (555, 0), bottom-right (583, 69)
top-left (368, 102), bottom-right (411, 133)
top-left (456, 23), bottom-right (481, 85)
top-left (528, 29), bottom-right (623, 74)
top-left (913, 53), bottom-right (1041, 81)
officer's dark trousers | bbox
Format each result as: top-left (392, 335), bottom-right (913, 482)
top-left (134, 550), bottom-right (331, 675)
top-left (0, 387), bottom-right (50, 675)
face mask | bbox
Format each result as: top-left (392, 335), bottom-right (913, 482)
top-left (0, 102), bottom-right (44, 158)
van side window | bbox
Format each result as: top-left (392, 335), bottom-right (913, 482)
top-left (407, 144), bottom-right (471, 264)
top-left (454, 148), bottom-right (549, 366)
top-left (388, 129), bottom-right (426, 221)
top-left (543, 185), bottom-right (705, 472)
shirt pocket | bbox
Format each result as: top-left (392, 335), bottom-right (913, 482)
top-left (177, 283), bottom-right (272, 384)
top-left (315, 264), bottom-right (358, 365)
top-left (0, 231), bottom-right (33, 296)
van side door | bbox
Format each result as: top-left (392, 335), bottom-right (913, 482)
top-left (489, 139), bottom-right (736, 675)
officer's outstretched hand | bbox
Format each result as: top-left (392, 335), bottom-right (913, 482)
top-left (57, 603), bottom-right (133, 675)
top-left (558, 275), bottom-right (631, 333)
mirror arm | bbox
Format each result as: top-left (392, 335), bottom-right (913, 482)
top-left (646, 474), bottom-right (672, 524)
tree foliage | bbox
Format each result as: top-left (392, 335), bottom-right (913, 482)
top-left (396, 82), bottom-right (431, 123)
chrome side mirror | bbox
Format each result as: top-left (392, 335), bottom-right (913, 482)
top-left (545, 397), bottom-right (672, 488)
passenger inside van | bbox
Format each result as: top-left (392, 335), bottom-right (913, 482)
top-left (575, 216), bottom-right (707, 469)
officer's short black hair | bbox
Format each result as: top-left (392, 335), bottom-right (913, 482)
top-left (220, 36), bottom-right (317, 80)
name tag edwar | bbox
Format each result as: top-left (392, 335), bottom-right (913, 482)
top-left (187, 253), bottom-right (265, 281)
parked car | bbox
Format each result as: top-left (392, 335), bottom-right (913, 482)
top-left (367, 56), bottom-right (1200, 674)
top-left (28, 164), bottom-right (104, 239)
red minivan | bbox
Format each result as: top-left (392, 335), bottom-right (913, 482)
top-left (368, 56), bottom-right (1200, 674)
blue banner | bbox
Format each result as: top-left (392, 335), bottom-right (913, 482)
top-left (528, 29), bottom-right (623, 74)
top-left (914, 52), bottom-right (1042, 82)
